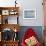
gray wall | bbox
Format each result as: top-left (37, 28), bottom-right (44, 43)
top-left (18, 26), bottom-right (44, 44)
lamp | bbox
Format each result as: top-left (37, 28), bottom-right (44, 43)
top-left (15, 0), bottom-right (17, 7)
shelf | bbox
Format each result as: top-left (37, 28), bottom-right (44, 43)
top-left (0, 24), bottom-right (20, 32)
top-left (1, 40), bottom-right (19, 46)
top-left (2, 40), bottom-right (19, 43)
top-left (0, 7), bottom-right (20, 46)
top-left (0, 7), bottom-right (19, 16)
top-left (0, 7), bottom-right (19, 24)
top-left (0, 7), bottom-right (19, 10)
top-left (1, 14), bottom-right (19, 16)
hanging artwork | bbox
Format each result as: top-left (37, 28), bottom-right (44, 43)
top-left (23, 9), bottom-right (36, 19)
top-left (2, 10), bottom-right (9, 15)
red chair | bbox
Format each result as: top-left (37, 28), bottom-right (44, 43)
top-left (21, 28), bottom-right (41, 46)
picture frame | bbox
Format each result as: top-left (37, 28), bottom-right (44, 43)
top-left (23, 9), bottom-right (36, 19)
top-left (9, 10), bottom-right (17, 15)
top-left (2, 10), bottom-right (9, 15)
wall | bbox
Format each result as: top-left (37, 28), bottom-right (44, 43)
top-left (18, 0), bottom-right (44, 26)
top-left (0, 0), bottom-right (44, 44)
top-left (0, 0), bottom-right (44, 26)
top-left (18, 26), bottom-right (43, 44)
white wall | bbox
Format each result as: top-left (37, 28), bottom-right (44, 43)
top-left (0, 0), bottom-right (44, 26)
top-left (18, 0), bottom-right (44, 26)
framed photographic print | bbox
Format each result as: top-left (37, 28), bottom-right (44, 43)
top-left (2, 10), bottom-right (9, 15)
top-left (23, 9), bottom-right (36, 19)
